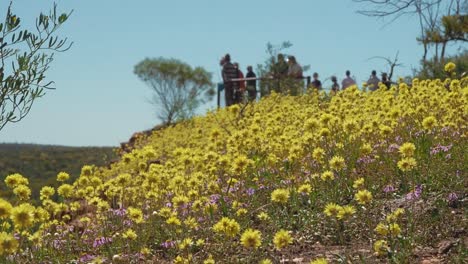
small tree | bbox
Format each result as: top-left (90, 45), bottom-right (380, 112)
top-left (0, 2), bottom-right (72, 131)
top-left (134, 57), bottom-right (215, 125)
top-left (256, 41), bottom-right (310, 97)
top-left (353, 0), bottom-right (466, 62)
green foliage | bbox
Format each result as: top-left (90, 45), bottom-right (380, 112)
top-left (416, 50), bottom-right (468, 79)
top-left (0, 2), bottom-right (72, 131)
top-left (256, 41), bottom-right (310, 96)
top-left (134, 57), bottom-right (214, 124)
top-left (0, 143), bottom-right (116, 203)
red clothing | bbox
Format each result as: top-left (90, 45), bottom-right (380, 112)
top-left (238, 70), bottom-right (246, 91)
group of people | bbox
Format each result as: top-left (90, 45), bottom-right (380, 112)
top-left (311, 70), bottom-right (392, 92)
top-left (220, 52), bottom-right (394, 107)
top-left (220, 54), bottom-right (257, 106)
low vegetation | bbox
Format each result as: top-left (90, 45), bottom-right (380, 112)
top-left (0, 144), bottom-right (116, 203)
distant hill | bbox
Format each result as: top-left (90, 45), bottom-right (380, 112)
top-left (0, 143), bottom-right (117, 201)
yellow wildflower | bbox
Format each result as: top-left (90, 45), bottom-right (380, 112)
top-left (355, 189), bottom-right (373, 205)
top-left (10, 203), bottom-right (35, 230)
top-left (0, 199), bottom-right (13, 219)
top-left (271, 188), bottom-right (290, 204)
top-left (0, 232), bottom-right (19, 255)
top-left (373, 240), bottom-right (389, 256)
top-left (240, 229), bottom-right (262, 249)
top-left (273, 229), bottom-right (293, 250)
top-left (397, 157), bottom-right (417, 172)
top-left (310, 258), bottom-right (328, 264)
top-left (56, 172), bottom-right (70, 182)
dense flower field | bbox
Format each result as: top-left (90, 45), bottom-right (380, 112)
top-left (1, 67), bottom-right (467, 263)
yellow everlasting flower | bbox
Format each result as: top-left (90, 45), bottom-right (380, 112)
top-left (355, 189), bottom-right (373, 205)
top-left (10, 203), bottom-right (35, 230)
top-left (4, 173), bottom-right (29, 189)
top-left (324, 203), bottom-right (341, 217)
top-left (57, 184), bottom-right (73, 198)
top-left (203, 255), bottom-right (215, 264)
top-left (273, 229), bottom-right (293, 250)
top-left (271, 188), bottom-right (290, 204)
top-left (13, 185), bottom-right (31, 201)
top-left (337, 205), bottom-right (356, 220)
top-left (422, 116), bottom-right (437, 130)
top-left (128, 207), bottom-right (144, 224)
top-left (352, 178), bottom-right (365, 189)
top-left (0, 232), bottom-right (19, 255)
top-left (310, 258), bottom-right (328, 264)
top-left (444, 62), bottom-right (456, 72)
top-left (122, 229), bottom-right (137, 240)
top-left (397, 157), bottom-right (417, 172)
top-left (56, 172), bottom-right (70, 182)
top-left (320, 170), bottom-right (335, 181)
top-left (297, 184), bottom-right (312, 194)
top-left (388, 223), bottom-right (401, 236)
top-left (39, 186), bottom-right (55, 201)
top-left (329, 155), bottom-right (345, 171)
top-left (0, 199), bottom-right (13, 219)
top-left (373, 240), bottom-right (389, 256)
top-left (399, 142), bottom-right (416, 157)
top-left (374, 222), bottom-right (389, 236)
top-left (257, 212), bottom-right (270, 221)
top-left (240, 229), bottom-right (262, 249)
top-left (213, 217), bottom-right (240, 237)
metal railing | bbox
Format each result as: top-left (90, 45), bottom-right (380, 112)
top-left (217, 76), bottom-right (311, 108)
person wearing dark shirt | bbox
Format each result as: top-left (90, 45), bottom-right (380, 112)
top-left (331, 76), bottom-right (340, 94)
top-left (381, 72), bottom-right (391, 89)
top-left (233, 62), bottom-right (245, 104)
top-left (222, 54), bottom-right (239, 106)
top-left (311, 72), bottom-right (322, 90)
top-left (246, 66), bottom-right (257, 101)
top-left (275, 53), bottom-right (289, 77)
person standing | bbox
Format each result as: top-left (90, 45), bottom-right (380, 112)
top-left (275, 53), bottom-right (289, 77)
top-left (367, 70), bottom-right (380, 91)
top-left (222, 54), bottom-right (239, 106)
top-left (341, 70), bottom-right (356, 90)
top-left (381, 72), bottom-right (391, 89)
top-left (234, 62), bottom-right (245, 103)
top-left (246, 66), bottom-right (257, 101)
top-left (311, 72), bottom-right (322, 90)
top-left (270, 53), bottom-right (289, 94)
top-left (331, 76), bottom-right (340, 94)
top-left (287, 56), bottom-right (303, 95)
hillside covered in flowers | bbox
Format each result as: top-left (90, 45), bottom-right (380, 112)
top-left (1, 70), bottom-right (467, 263)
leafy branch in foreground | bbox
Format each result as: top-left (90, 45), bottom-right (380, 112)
top-left (0, 1), bottom-right (72, 131)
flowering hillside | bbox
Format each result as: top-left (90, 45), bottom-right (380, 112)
top-left (1, 70), bottom-right (467, 263)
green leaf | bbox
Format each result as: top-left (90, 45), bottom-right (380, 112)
top-left (58, 14), bottom-right (68, 24)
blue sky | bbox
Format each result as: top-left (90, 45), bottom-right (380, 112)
top-left (0, 0), bottom-right (461, 146)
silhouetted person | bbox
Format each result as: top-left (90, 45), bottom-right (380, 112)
top-left (367, 70), bottom-right (380, 91)
top-left (331, 76), bottom-right (339, 94)
top-left (381, 72), bottom-right (391, 89)
top-left (311, 72), bottom-right (322, 90)
top-left (222, 54), bottom-right (239, 106)
top-left (270, 53), bottom-right (289, 94)
top-left (274, 53), bottom-right (289, 78)
top-left (234, 62), bottom-right (245, 103)
top-left (246, 66), bottom-right (257, 101)
top-left (341, 70), bottom-right (356, 90)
